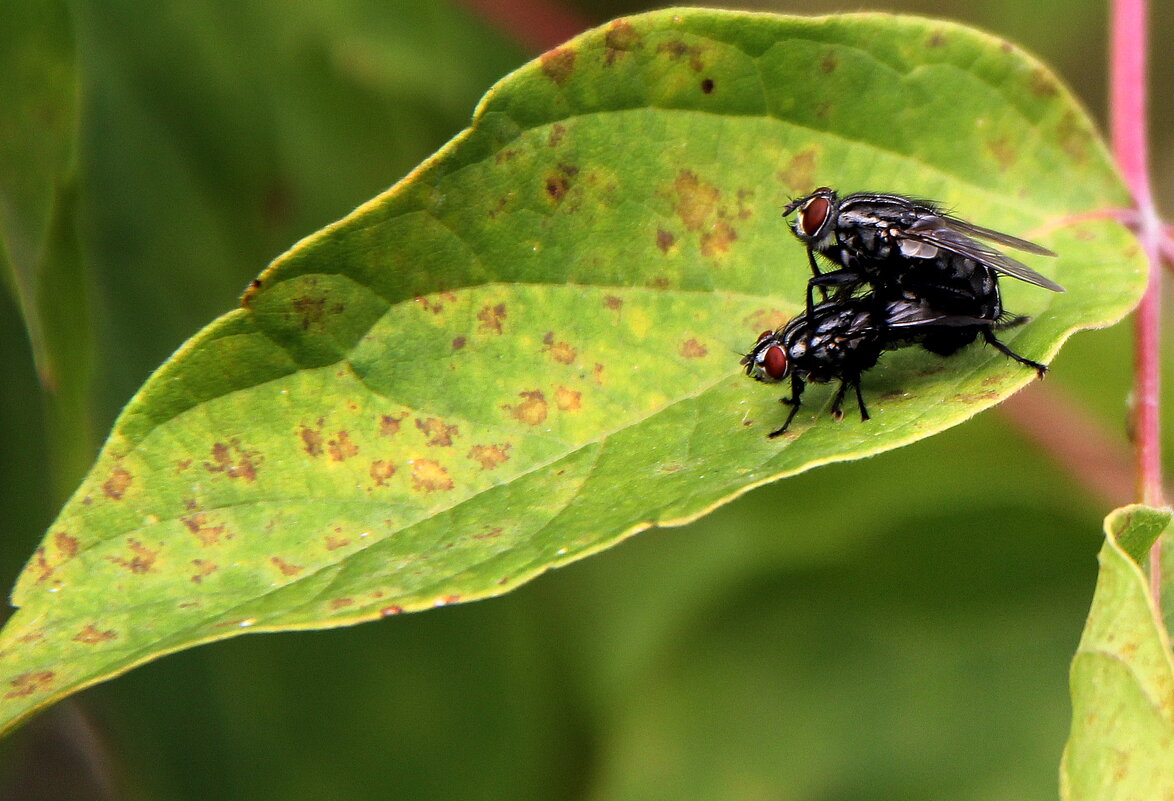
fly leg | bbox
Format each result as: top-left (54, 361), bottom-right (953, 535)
top-left (982, 328), bottom-right (1047, 378)
top-left (807, 268), bottom-right (862, 325)
top-left (829, 376), bottom-right (870, 423)
top-left (829, 379), bottom-right (850, 422)
top-left (768, 374), bottom-right (805, 438)
top-left (853, 377), bottom-right (870, 422)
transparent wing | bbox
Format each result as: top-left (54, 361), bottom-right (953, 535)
top-left (883, 298), bottom-right (990, 329)
top-left (902, 217), bottom-right (1065, 292)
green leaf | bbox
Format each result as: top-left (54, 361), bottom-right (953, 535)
top-left (1061, 506), bottom-right (1174, 801)
top-left (1104, 504), bottom-right (1171, 565)
top-left (0, 8), bottom-right (1146, 734)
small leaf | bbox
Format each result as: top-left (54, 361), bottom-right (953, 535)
top-left (1105, 503), bottom-right (1171, 565)
top-left (1061, 506), bottom-right (1174, 800)
top-left (0, 9), bottom-right (1147, 734)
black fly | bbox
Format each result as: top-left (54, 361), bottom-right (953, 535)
top-left (782, 187), bottom-right (1063, 307)
top-left (743, 292), bottom-right (1041, 436)
top-left (745, 188), bottom-right (1063, 436)
top-left (782, 187), bottom-right (1058, 376)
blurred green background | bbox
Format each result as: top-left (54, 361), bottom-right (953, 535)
top-left (1, 1), bottom-right (1170, 799)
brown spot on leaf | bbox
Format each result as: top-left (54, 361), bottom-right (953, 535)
top-left (657, 40), bottom-right (704, 71)
top-left (593, 363), bottom-right (605, 385)
top-left (548, 123), bottom-right (567, 147)
top-left (109, 539), bottom-right (159, 574)
top-left (820, 52), bottom-right (838, 72)
top-left (413, 293), bottom-right (455, 314)
top-left (103, 467), bottom-right (132, 500)
top-left (927, 30), bottom-right (948, 47)
top-left (777, 149), bottom-right (818, 191)
top-left (73, 624), bottom-right (117, 645)
top-left (299, 422), bottom-right (324, 457)
top-left (673, 170), bottom-right (718, 231)
top-left (543, 163), bottom-right (579, 205)
top-left (53, 531), bottom-right (78, 560)
top-left (545, 174), bottom-right (569, 201)
top-left (271, 556), bottom-right (303, 577)
top-left (988, 137), bottom-right (1017, 169)
top-left (953, 390), bottom-right (1000, 404)
top-left (293, 295), bottom-right (326, 330)
top-left (680, 339), bottom-right (708, 358)
top-left (542, 332), bottom-right (577, 364)
top-left (604, 19), bottom-right (642, 65)
top-left (330, 598), bottom-right (355, 610)
top-left (416, 417), bottom-right (458, 447)
top-left (603, 295), bottom-right (622, 310)
top-left (190, 559), bottom-right (218, 583)
top-left (700, 221), bottom-right (737, 256)
top-left (494, 148), bottom-right (520, 164)
top-left (451, 336), bottom-right (466, 351)
top-left (241, 278), bottom-right (263, 308)
top-left (182, 513), bottom-right (228, 547)
top-left (411, 459), bottom-right (454, 492)
top-left (468, 443), bottom-right (512, 470)
top-left (1030, 68), bottom-right (1059, 98)
top-left (503, 390), bottom-right (549, 426)
top-left (175, 459), bottom-right (192, 473)
top-left (380, 413), bottom-right (406, 437)
top-left (656, 228), bottom-right (676, 253)
top-left (325, 533), bottom-right (351, 550)
top-left (474, 526), bottom-right (504, 540)
top-left (5, 671), bottom-right (54, 699)
top-left (205, 440), bottom-right (260, 481)
top-left (328, 430), bottom-right (359, 461)
top-left (380, 605), bottom-right (404, 617)
top-left (370, 460), bottom-right (397, 487)
top-left (478, 303), bottom-right (507, 334)
top-left (744, 307), bottom-right (789, 334)
top-left (700, 77), bottom-right (714, 93)
top-left (555, 386), bottom-right (582, 411)
top-left (32, 548), bottom-right (54, 584)
top-left (541, 48), bottom-right (576, 85)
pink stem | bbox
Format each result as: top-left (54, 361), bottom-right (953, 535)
top-left (1111, 0), bottom-right (1164, 605)
top-left (455, 0), bottom-right (592, 52)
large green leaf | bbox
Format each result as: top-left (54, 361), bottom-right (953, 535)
top-left (0, 8), bottom-right (1145, 734)
top-left (1061, 505), bottom-right (1174, 800)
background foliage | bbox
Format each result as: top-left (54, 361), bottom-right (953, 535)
top-left (0, 1), bottom-right (1170, 799)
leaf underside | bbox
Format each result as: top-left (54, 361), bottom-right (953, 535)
top-left (0, 8), bottom-right (1146, 734)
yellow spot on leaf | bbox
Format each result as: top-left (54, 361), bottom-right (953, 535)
top-left (468, 443), bottom-right (512, 470)
top-left (411, 459), bottom-right (454, 492)
top-left (503, 390), bottom-right (548, 426)
top-left (556, 386), bottom-right (582, 411)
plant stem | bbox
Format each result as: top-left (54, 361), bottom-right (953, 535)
top-left (1110, 0), bottom-right (1164, 604)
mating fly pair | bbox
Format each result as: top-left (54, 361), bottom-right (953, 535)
top-left (742, 187), bottom-right (1063, 437)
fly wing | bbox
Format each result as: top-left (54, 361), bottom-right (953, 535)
top-left (883, 298), bottom-right (990, 329)
top-left (902, 216), bottom-right (1065, 292)
top-left (940, 214), bottom-right (1057, 256)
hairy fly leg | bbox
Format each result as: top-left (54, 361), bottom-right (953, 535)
top-left (768, 373), bottom-right (806, 438)
top-left (981, 328), bottom-right (1047, 377)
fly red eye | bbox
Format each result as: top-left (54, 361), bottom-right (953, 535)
top-left (800, 196), bottom-right (830, 237)
top-left (756, 329), bottom-right (773, 343)
top-left (763, 345), bottom-right (788, 380)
